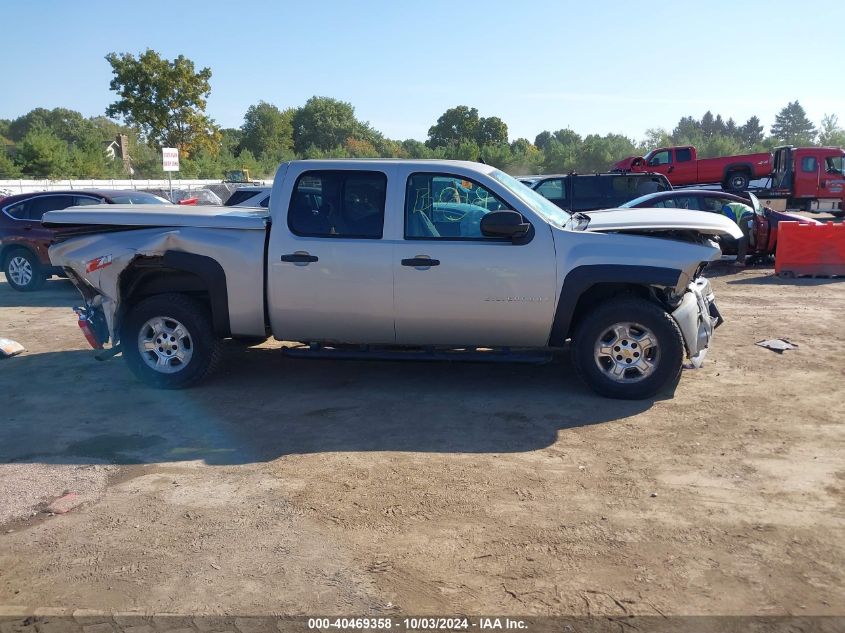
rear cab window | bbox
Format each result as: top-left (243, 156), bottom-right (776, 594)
top-left (288, 171), bottom-right (386, 238)
top-left (675, 147), bottom-right (693, 162)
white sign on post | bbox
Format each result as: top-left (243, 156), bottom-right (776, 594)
top-left (162, 147), bottom-right (180, 172)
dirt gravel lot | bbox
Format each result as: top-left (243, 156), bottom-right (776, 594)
top-left (0, 259), bottom-right (843, 618)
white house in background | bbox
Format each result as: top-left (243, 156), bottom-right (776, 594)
top-left (103, 139), bottom-right (120, 160)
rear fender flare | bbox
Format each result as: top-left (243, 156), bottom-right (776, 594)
top-left (723, 163), bottom-right (754, 182)
top-left (122, 251), bottom-right (230, 337)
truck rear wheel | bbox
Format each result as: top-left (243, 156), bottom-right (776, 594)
top-left (571, 298), bottom-right (684, 399)
top-left (725, 171), bottom-right (750, 191)
top-left (121, 293), bottom-right (221, 389)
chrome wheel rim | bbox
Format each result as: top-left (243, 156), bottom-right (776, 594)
top-left (138, 316), bottom-right (193, 374)
top-left (594, 321), bottom-right (659, 383)
top-left (8, 256), bottom-right (33, 286)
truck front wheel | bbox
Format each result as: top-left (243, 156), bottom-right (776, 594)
top-left (725, 171), bottom-right (750, 191)
top-left (571, 298), bottom-right (684, 399)
top-left (121, 293), bottom-right (222, 389)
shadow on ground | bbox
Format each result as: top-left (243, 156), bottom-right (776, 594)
top-left (0, 344), bottom-right (662, 466)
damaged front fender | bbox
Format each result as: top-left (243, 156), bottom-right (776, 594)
top-left (670, 277), bottom-right (721, 367)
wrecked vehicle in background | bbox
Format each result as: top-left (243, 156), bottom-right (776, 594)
top-left (43, 160), bottom-right (741, 399)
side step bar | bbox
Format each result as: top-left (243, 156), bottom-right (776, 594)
top-left (281, 344), bottom-right (553, 365)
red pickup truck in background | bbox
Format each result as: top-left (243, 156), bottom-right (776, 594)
top-left (613, 145), bottom-right (845, 215)
top-left (613, 145), bottom-right (771, 191)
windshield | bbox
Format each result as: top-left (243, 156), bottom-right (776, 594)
top-left (620, 192), bottom-right (660, 208)
top-left (109, 192), bottom-right (171, 204)
top-left (825, 155), bottom-right (844, 174)
top-left (490, 169), bottom-right (571, 228)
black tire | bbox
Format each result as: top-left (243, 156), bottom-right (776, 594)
top-left (571, 297), bottom-right (684, 400)
top-left (121, 293), bottom-right (222, 389)
top-left (4, 248), bottom-right (46, 292)
top-left (830, 210), bottom-right (845, 219)
top-left (725, 171), bottom-right (750, 192)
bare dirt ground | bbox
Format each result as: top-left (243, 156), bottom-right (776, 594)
top-left (0, 263), bottom-right (843, 619)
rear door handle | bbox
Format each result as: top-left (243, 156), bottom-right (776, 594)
top-left (280, 252), bottom-right (318, 263)
top-left (401, 257), bottom-right (440, 267)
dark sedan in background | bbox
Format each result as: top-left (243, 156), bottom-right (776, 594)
top-left (618, 189), bottom-right (820, 259)
top-left (0, 189), bottom-right (170, 290)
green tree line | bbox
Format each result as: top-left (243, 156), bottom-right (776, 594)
top-left (1, 49), bottom-right (843, 180)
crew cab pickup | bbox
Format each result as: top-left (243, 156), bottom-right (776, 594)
top-left (44, 160), bottom-right (742, 399)
top-left (613, 146), bottom-right (772, 191)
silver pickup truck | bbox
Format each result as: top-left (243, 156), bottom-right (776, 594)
top-left (44, 159), bottom-right (741, 399)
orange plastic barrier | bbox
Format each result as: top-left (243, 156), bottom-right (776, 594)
top-left (775, 221), bottom-right (845, 277)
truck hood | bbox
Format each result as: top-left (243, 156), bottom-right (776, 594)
top-left (43, 204), bottom-right (268, 231)
top-left (583, 208), bottom-right (744, 239)
top-left (611, 156), bottom-right (644, 170)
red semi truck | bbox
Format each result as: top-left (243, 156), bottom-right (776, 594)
top-left (613, 145), bottom-right (845, 215)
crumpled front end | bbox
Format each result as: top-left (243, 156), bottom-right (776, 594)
top-left (670, 276), bottom-right (722, 368)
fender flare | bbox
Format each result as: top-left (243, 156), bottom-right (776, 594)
top-left (548, 264), bottom-right (682, 346)
top-left (723, 162), bottom-right (754, 183)
top-left (124, 251), bottom-right (231, 337)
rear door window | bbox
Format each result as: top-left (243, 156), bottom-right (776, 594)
top-left (28, 195), bottom-right (75, 220)
top-left (675, 147), bottom-right (693, 162)
top-left (288, 171), bottom-right (386, 239)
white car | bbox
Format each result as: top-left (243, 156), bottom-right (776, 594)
top-left (45, 160), bottom-right (741, 399)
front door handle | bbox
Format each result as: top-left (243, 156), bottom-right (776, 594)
top-left (280, 252), bottom-right (318, 263)
top-left (401, 257), bottom-right (440, 267)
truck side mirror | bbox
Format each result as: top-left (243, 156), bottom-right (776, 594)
top-left (480, 211), bottom-right (530, 239)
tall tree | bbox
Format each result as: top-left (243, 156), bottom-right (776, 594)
top-left (427, 106), bottom-right (480, 149)
top-left (240, 101), bottom-right (294, 159)
top-left (0, 146), bottom-right (21, 178)
top-left (770, 101), bottom-right (817, 146)
top-left (7, 107), bottom-right (92, 144)
top-left (476, 116), bottom-right (508, 146)
top-left (105, 49), bottom-right (220, 158)
top-left (671, 116), bottom-right (701, 142)
top-left (818, 114), bottom-right (845, 147)
top-left (16, 128), bottom-right (72, 178)
top-left (738, 116), bottom-right (764, 149)
top-left (291, 96), bottom-right (363, 153)
top-left (534, 130), bottom-right (553, 151)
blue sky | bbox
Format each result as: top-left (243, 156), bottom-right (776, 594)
top-left (1, 0), bottom-right (841, 143)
